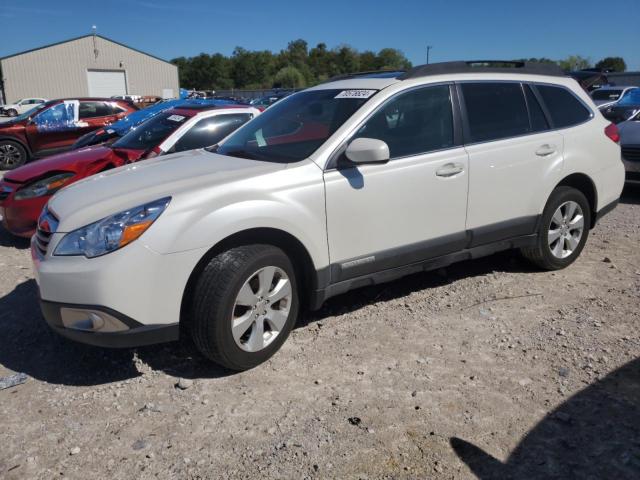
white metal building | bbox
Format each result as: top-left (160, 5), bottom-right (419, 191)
top-left (0, 34), bottom-right (179, 104)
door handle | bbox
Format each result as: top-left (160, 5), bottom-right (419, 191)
top-left (535, 144), bottom-right (557, 157)
top-left (436, 162), bottom-right (464, 177)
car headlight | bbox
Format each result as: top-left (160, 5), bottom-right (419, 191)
top-left (54, 197), bottom-right (170, 258)
top-left (14, 173), bottom-right (75, 200)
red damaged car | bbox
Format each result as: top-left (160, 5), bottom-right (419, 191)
top-left (0, 98), bottom-right (136, 170)
top-left (0, 104), bottom-right (259, 237)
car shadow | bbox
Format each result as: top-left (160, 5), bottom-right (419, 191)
top-left (0, 250), bottom-right (533, 386)
top-left (0, 226), bottom-right (30, 249)
top-left (451, 357), bottom-right (640, 479)
top-left (621, 184), bottom-right (640, 205)
top-left (305, 249), bottom-right (536, 325)
top-left (0, 279), bottom-right (232, 386)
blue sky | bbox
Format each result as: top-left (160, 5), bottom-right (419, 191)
top-left (1, 0), bottom-right (639, 69)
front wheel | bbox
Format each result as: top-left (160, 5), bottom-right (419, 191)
top-left (521, 186), bottom-right (591, 270)
top-left (190, 244), bottom-right (299, 371)
top-left (6, 109), bottom-right (18, 117)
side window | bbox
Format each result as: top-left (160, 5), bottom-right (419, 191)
top-left (524, 85), bottom-right (549, 132)
top-left (173, 114), bottom-right (252, 152)
top-left (535, 85), bottom-right (591, 129)
top-left (79, 101), bottom-right (111, 119)
top-left (353, 84), bottom-right (454, 159)
top-left (461, 82), bottom-right (530, 143)
top-left (33, 102), bottom-right (78, 131)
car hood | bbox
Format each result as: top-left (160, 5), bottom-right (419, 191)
top-left (0, 118), bottom-right (26, 128)
top-left (1, 104), bottom-right (18, 109)
top-left (619, 119), bottom-right (640, 146)
top-left (4, 146), bottom-right (115, 183)
top-left (48, 149), bottom-right (288, 232)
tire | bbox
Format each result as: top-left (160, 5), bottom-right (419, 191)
top-left (190, 244), bottom-right (299, 371)
top-left (6, 109), bottom-right (18, 117)
top-left (521, 186), bottom-right (591, 270)
top-left (0, 141), bottom-right (28, 170)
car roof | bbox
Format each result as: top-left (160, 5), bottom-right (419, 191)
top-left (169, 105), bottom-right (258, 117)
top-left (311, 60), bottom-right (568, 91)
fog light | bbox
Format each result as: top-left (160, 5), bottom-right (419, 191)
top-left (60, 308), bottom-right (130, 332)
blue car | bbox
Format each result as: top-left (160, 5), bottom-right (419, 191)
top-left (72, 98), bottom-right (237, 149)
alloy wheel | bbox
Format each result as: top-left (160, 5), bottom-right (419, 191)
top-left (548, 200), bottom-right (584, 259)
top-left (231, 266), bottom-right (292, 352)
top-left (0, 144), bottom-right (22, 169)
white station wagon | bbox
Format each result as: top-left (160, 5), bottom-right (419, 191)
top-left (32, 61), bottom-right (624, 370)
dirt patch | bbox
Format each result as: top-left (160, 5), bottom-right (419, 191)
top-left (1, 187), bottom-right (639, 479)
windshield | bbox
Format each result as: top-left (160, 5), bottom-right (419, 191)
top-left (592, 89), bottom-right (622, 101)
top-left (12, 102), bottom-right (50, 122)
top-left (112, 111), bottom-right (190, 150)
top-left (618, 89), bottom-right (640, 106)
top-left (216, 89), bottom-right (375, 162)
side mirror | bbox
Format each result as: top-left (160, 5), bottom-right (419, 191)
top-left (345, 138), bottom-right (390, 164)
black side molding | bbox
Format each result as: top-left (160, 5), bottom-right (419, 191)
top-left (310, 233), bottom-right (537, 310)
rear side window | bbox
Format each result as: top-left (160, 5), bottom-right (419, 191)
top-left (173, 113), bottom-right (253, 152)
top-left (353, 84), bottom-right (454, 159)
top-left (461, 83), bottom-right (530, 143)
top-left (524, 85), bottom-right (549, 132)
top-left (535, 85), bottom-right (591, 128)
top-left (79, 101), bottom-right (112, 119)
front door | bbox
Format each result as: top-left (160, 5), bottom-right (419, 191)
top-left (26, 101), bottom-right (83, 155)
top-left (324, 84), bottom-right (469, 284)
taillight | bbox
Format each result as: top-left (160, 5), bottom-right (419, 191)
top-left (604, 123), bottom-right (620, 144)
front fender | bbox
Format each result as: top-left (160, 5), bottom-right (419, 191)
top-left (142, 179), bottom-right (329, 271)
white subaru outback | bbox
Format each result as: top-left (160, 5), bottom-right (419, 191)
top-left (32, 61), bottom-right (624, 370)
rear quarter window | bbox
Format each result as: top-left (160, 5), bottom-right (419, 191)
top-left (536, 85), bottom-right (591, 129)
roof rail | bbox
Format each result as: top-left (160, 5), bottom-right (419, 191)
top-left (323, 69), bottom-right (406, 83)
top-left (398, 61), bottom-right (565, 80)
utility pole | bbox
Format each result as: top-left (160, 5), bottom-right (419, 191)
top-left (426, 45), bottom-right (433, 64)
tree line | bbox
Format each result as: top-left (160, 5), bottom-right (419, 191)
top-left (171, 40), bottom-right (411, 90)
top-left (170, 40), bottom-right (628, 91)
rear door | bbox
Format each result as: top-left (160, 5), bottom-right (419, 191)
top-left (460, 82), bottom-right (564, 245)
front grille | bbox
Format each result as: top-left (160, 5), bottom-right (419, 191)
top-left (622, 146), bottom-right (640, 162)
top-left (35, 207), bottom-right (59, 257)
top-left (34, 228), bottom-right (52, 256)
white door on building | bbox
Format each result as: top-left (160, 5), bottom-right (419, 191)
top-left (87, 70), bottom-right (127, 97)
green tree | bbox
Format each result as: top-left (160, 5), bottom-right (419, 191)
top-left (595, 57), bottom-right (627, 72)
top-left (273, 66), bottom-right (306, 88)
top-left (558, 55), bottom-right (591, 71)
top-left (376, 48), bottom-right (412, 70)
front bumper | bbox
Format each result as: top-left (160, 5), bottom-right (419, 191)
top-left (32, 235), bottom-right (209, 339)
top-left (0, 180), bottom-right (48, 237)
top-left (40, 299), bottom-right (179, 348)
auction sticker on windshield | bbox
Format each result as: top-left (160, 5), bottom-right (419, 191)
top-left (167, 115), bottom-right (186, 122)
top-left (335, 90), bottom-right (377, 99)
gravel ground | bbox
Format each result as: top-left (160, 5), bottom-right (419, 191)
top-left (1, 185), bottom-right (639, 479)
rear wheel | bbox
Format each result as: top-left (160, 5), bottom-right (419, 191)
top-left (0, 141), bottom-right (28, 170)
top-left (521, 186), bottom-right (591, 270)
top-left (190, 244), bottom-right (299, 371)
